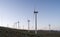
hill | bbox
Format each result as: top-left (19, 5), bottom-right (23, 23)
top-left (0, 26), bottom-right (60, 37)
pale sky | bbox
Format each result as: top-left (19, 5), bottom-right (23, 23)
top-left (0, 0), bottom-right (60, 30)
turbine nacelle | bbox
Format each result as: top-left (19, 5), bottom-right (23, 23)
top-left (34, 11), bottom-right (38, 13)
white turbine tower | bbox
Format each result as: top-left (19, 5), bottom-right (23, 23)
top-left (49, 24), bottom-right (51, 31)
top-left (28, 20), bottom-right (30, 32)
top-left (17, 21), bottom-right (20, 29)
top-left (34, 11), bottom-right (38, 34)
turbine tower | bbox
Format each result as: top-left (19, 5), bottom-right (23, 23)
top-left (17, 21), bottom-right (20, 29)
top-left (34, 10), bottom-right (38, 34)
top-left (28, 20), bottom-right (30, 32)
top-left (49, 24), bottom-right (51, 31)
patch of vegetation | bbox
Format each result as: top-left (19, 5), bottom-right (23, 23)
top-left (0, 27), bottom-right (60, 37)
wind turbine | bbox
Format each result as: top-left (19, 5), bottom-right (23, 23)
top-left (28, 20), bottom-right (30, 32)
top-left (34, 0), bottom-right (38, 34)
